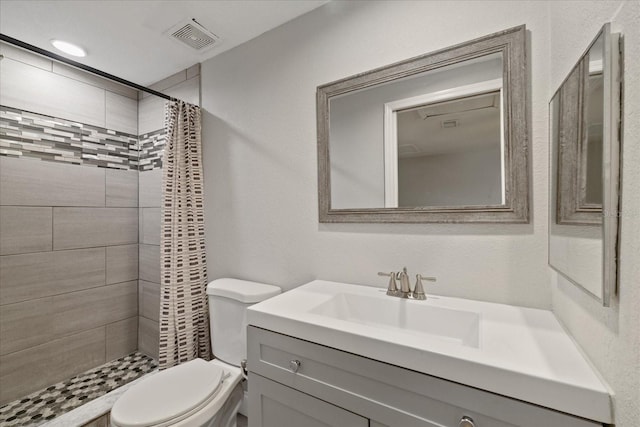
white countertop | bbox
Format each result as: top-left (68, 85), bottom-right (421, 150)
top-left (247, 280), bottom-right (612, 423)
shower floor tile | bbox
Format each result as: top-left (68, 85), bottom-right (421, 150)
top-left (0, 352), bottom-right (157, 427)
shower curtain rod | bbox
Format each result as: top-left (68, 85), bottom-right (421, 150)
top-left (0, 33), bottom-right (174, 102)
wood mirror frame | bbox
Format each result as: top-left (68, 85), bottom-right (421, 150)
top-left (317, 25), bottom-right (529, 223)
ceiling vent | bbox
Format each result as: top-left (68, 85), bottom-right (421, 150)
top-left (167, 19), bottom-right (219, 52)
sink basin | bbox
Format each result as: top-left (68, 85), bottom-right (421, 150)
top-left (310, 292), bottom-right (480, 348)
top-left (247, 280), bottom-right (612, 423)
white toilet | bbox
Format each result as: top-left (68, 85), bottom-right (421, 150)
top-left (110, 278), bottom-right (281, 427)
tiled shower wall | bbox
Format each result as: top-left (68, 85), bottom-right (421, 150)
top-left (137, 65), bottom-right (201, 359)
top-left (0, 42), bottom-right (200, 399)
top-left (0, 43), bottom-right (139, 404)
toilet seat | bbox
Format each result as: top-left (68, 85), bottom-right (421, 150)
top-left (111, 359), bottom-right (226, 427)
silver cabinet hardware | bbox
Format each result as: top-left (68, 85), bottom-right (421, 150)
top-left (378, 271), bottom-right (398, 296)
top-left (241, 359), bottom-right (248, 376)
top-left (459, 416), bottom-right (476, 427)
top-left (413, 274), bottom-right (437, 300)
top-left (289, 359), bottom-right (301, 373)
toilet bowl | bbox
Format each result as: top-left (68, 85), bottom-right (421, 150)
top-left (111, 359), bottom-right (242, 427)
top-left (110, 279), bottom-right (281, 427)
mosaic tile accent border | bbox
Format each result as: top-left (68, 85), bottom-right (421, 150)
top-left (0, 105), bottom-right (139, 170)
top-left (138, 128), bottom-right (166, 171)
top-left (0, 352), bottom-right (157, 427)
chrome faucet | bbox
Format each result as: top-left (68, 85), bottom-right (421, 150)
top-left (378, 267), bottom-right (437, 300)
top-left (397, 267), bottom-right (412, 298)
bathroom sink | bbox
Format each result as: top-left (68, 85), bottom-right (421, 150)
top-left (247, 280), bottom-right (611, 424)
top-left (309, 292), bottom-right (480, 347)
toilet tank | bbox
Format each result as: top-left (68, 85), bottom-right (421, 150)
top-left (207, 278), bottom-right (281, 366)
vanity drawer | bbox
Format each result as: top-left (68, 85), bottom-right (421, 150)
top-left (247, 326), bottom-right (601, 427)
top-left (248, 373), bottom-right (368, 427)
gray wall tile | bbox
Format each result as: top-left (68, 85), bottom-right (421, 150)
top-left (0, 58), bottom-right (106, 127)
top-left (106, 244), bottom-right (138, 284)
top-left (0, 296), bottom-right (54, 356)
top-left (53, 207), bottom-right (138, 250)
top-left (0, 327), bottom-right (105, 405)
top-left (0, 282), bottom-right (137, 356)
top-left (138, 317), bottom-right (159, 360)
top-left (139, 169), bottom-right (163, 208)
top-left (139, 208), bottom-right (161, 245)
top-left (139, 280), bottom-right (160, 322)
top-left (0, 157), bottom-right (105, 207)
top-left (0, 248), bottom-right (105, 305)
top-left (138, 95), bottom-right (166, 135)
top-left (106, 91), bottom-right (138, 135)
top-left (0, 42), bottom-right (52, 71)
top-left (147, 70), bottom-right (187, 95)
top-left (186, 64), bottom-right (200, 80)
top-left (139, 244), bottom-right (160, 284)
top-left (166, 76), bottom-right (200, 106)
top-left (0, 207), bottom-right (53, 255)
top-left (54, 281), bottom-right (138, 338)
top-left (106, 169), bottom-right (139, 207)
top-left (106, 317), bottom-right (138, 361)
top-left (52, 62), bottom-right (138, 99)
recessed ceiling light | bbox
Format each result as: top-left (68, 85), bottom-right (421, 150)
top-left (50, 39), bottom-right (86, 57)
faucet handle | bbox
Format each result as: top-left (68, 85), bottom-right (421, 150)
top-left (413, 274), bottom-right (437, 300)
top-left (378, 272), bottom-right (399, 296)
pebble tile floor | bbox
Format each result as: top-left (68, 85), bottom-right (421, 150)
top-left (0, 352), bottom-right (157, 427)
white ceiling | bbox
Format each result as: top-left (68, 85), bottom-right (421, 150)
top-left (398, 92), bottom-right (501, 157)
top-left (0, 0), bottom-right (328, 85)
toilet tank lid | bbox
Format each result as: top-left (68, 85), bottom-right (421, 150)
top-left (207, 278), bottom-right (281, 303)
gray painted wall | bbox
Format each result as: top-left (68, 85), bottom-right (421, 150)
top-left (330, 58), bottom-right (502, 209)
top-left (200, 2), bottom-right (638, 425)
top-left (200, 1), bottom-right (551, 311)
top-left (548, 2), bottom-right (640, 426)
top-left (397, 146), bottom-right (502, 207)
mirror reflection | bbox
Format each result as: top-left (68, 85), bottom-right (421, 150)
top-left (395, 89), bottom-right (504, 208)
top-left (555, 32), bottom-right (604, 225)
top-left (550, 91), bottom-right (603, 298)
top-left (583, 35), bottom-right (604, 206)
top-left (549, 25), bottom-right (621, 306)
top-left (329, 53), bottom-right (504, 210)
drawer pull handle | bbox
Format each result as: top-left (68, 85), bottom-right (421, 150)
top-left (459, 416), bottom-right (475, 427)
top-left (289, 359), bottom-right (301, 373)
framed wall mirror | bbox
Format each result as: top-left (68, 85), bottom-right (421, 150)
top-left (317, 26), bottom-right (529, 223)
top-left (549, 23), bottom-right (622, 306)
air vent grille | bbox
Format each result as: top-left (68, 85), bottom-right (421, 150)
top-left (168, 19), bottom-right (219, 51)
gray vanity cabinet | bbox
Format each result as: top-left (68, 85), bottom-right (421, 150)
top-left (249, 374), bottom-right (368, 427)
top-left (247, 326), bottom-right (602, 427)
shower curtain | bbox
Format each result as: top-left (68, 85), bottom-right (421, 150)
top-left (158, 100), bottom-right (211, 369)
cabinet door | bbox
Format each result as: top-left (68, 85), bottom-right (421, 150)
top-left (248, 373), bottom-right (368, 427)
top-left (248, 327), bottom-right (602, 427)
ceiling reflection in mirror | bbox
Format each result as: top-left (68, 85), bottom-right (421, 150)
top-left (329, 53), bottom-right (504, 210)
top-left (396, 89), bottom-right (503, 208)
